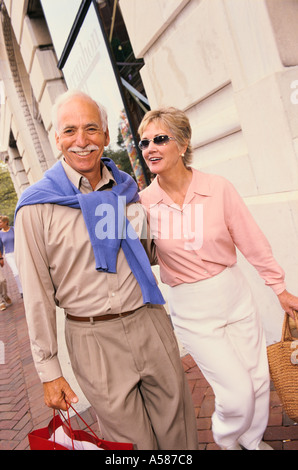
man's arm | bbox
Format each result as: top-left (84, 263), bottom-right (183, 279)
top-left (15, 204), bottom-right (78, 410)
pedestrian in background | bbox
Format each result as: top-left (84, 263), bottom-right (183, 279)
top-left (0, 216), bottom-right (22, 298)
top-left (0, 252), bottom-right (12, 311)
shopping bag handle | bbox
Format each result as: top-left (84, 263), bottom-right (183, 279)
top-left (52, 402), bottom-right (100, 450)
top-left (52, 407), bottom-right (75, 450)
top-left (65, 403), bottom-right (100, 441)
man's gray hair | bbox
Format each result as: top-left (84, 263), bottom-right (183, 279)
top-left (52, 89), bottom-right (108, 132)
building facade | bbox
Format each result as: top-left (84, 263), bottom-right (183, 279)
top-left (0, 0), bottom-right (297, 343)
top-left (119, 0), bottom-right (298, 343)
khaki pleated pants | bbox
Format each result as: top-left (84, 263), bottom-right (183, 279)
top-left (65, 304), bottom-right (198, 450)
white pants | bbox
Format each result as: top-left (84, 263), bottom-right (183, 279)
top-left (5, 252), bottom-right (22, 294)
top-left (168, 265), bottom-right (270, 450)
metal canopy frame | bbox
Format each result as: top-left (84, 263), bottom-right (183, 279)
top-left (56, 0), bottom-right (149, 186)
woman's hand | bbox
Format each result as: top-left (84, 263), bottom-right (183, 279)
top-left (277, 290), bottom-right (298, 319)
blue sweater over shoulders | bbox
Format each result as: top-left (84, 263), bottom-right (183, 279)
top-left (15, 158), bottom-right (164, 306)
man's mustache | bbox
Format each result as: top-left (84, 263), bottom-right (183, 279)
top-left (67, 145), bottom-right (100, 152)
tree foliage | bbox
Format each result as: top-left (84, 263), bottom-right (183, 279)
top-left (103, 128), bottom-right (135, 179)
top-left (0, 162), bottom-right (18, 224)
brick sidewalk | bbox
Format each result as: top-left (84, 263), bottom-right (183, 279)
top-left (1, 264), bottom-right (298, 450)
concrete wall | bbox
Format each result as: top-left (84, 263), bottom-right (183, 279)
top-left (0, 0), bottom-right (66, 193)
top-left (119, 0), bottom-right (298, 343)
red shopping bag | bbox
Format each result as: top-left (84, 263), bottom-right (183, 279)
top-left (28, 404), bottom-right (134, 450)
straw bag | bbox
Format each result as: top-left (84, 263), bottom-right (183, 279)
top-left (267, 313), bottom-right (298, 423)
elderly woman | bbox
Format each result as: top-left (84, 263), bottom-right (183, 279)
top-left (138, 107), bottom-right (298, 451)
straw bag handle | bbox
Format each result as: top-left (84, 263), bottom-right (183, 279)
top-left (282, 311), bottom-right (298, 342)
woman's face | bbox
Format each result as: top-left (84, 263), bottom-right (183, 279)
top-left (140, 121), bottom-right (186, 176)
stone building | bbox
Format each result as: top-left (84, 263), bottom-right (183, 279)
top-left (0, 0), bottom-right (297, 343)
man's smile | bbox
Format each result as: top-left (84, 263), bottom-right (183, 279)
top-left (67, 145), bottom-right (99, 157)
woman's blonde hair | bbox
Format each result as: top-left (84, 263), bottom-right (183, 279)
top-left (138, 107), bottom-right (193, 167)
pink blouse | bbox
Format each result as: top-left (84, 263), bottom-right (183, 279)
top-left (140, 169), bottom-right (285, 295)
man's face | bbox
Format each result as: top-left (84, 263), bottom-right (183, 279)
top-left (55, 96), bottom-right (110, 187)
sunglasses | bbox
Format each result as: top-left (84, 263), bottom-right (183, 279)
top-left (138, 134), bottom-right (175, 150)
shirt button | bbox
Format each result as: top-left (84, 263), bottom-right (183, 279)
top-left (111, 292), bottom-right (115, 297)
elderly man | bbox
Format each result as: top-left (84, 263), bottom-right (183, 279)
top-left (14, 90), bottom-right (198, 450)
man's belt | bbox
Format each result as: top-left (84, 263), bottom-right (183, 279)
top-left (65, 306), bottom-right (143, 323)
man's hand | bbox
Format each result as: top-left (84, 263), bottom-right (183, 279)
top-left (43, 376), bottom-right (78, 411)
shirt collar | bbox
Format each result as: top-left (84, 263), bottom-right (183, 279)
top-left (190, 169), bottom-right (212, 197)
top-left (61, 158), bottom-right (115, 193)
top-left (146, 169), bottom-right (212, 206)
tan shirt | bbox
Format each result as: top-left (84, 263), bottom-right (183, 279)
top-left (15, 160), bottom-right (155, 382)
